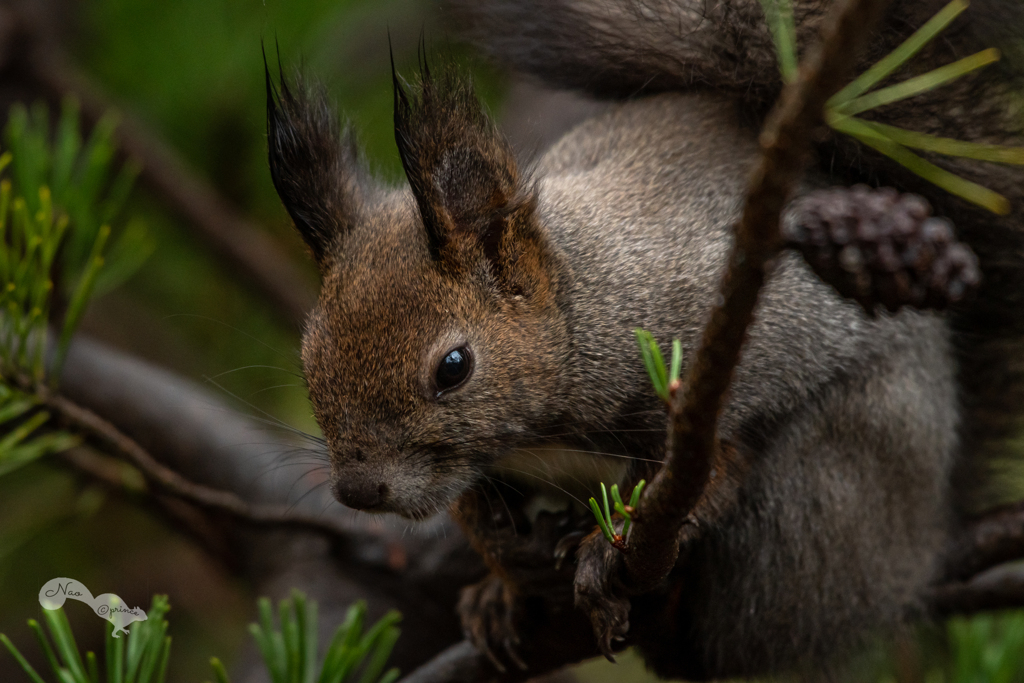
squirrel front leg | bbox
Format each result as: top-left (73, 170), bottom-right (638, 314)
top-left (451, 488), bottom-right (582, 671)
top-left (458, 574), bottom-right (526, 672)
top-left (451, 489), bottom-right (528, 672)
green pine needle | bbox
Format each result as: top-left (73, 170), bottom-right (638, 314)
top-left (610, 483), bottom-right (624, 510)
top-left (829, 114), bottom-right (1011, 214)
top-left (4, 592), bottom-right (401, 683)
top-left (0, 97), bottom-right (148, 404)
top-left (1, 633), bottom-right (48, 683)
top-left (759, 0), bottom-right (1018, 216)
top-left (106, 618), bottom-right (125, 683)
top-left (0, 393), bottom-right (35, 423)
top-left (834, 48), bottom-right (1000, 118)
top-left (629, 480), bottom-right (647, 509)
top-left (633, 329), bottom-right (664, 400)
top-left (759, 0), bottom-right (798, 82)
top-left (670, 339), bottom-right (683, 386)
top-left (42, 603), bottom-right (88, 683)
top-left (154, 637), bottom-right (171, 683)
top-left (357, 625), bottom-right (401, 683)
top-left (649, 339), bottom-right (668, 394)
top-left (320, 601), bottom-right (365, 683)
top-left (29, 619), bottom-right (62, 678)
top-left (210, 657), bottom-right (231, 683)
top-left (588, 480), bottom-right (647, 546)
top-left (86, 651), bottom-right (99, 683)
top-left (828, 0), bottom-right (970, 106)
top-left (243, 593), bottom-right (401, 683)
top-left (588, 497), bottom-right (615, 543)
top-left (635, 328), bottom-right (684, 403)
top-left (842, 119), bottom-right (1024, 165)
top-left (624, 480), bottom-right (646, 538)
top-left (0, 410), bottom-right (49, 452)
top-left (600, 482), bottom-right (612, 531)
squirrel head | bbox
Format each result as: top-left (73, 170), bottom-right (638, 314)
top-left (267, 57), bottom-right (571, 519)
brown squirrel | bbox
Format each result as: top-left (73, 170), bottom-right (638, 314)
top-left (265, 0), bottom-right (1024, 677)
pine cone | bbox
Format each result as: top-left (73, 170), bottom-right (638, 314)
top-left (784, 186), bottom-right (981, 313)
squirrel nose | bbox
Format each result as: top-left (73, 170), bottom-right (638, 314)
top-left (332, 478), bottom-right (388, 510)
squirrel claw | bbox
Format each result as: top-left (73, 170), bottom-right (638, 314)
top-left (591, 599), bottom-right (630, 662)
top-left (593, 609), bottom-right (629, 662)
top-left (575, 528), bottom-right (631, 660)
top-left (458, 574), bottom-right (525, 673)
top-left (554, 530), bottom-right (586, 570)
top-left (504, 637), bottom-right (529, 671)
top-left (483, 644), bottom-right (507, 674)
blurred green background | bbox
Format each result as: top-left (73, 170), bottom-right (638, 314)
top-left (0, 1), bottom-right (1022, 682)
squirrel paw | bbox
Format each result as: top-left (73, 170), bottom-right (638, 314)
top-left (458, 574), bottom-right (528, 673)
top-left (785, 186), bottom-right (980, 313)
top-left (574, 529), bottom-right (630, 662)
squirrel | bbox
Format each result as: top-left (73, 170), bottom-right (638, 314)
top-left (265, 0), bottom-right (1024, 678)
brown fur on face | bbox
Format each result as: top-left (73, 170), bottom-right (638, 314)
top-left (268, 60), bottom-right (572, 518)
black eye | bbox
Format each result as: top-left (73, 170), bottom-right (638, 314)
top-left (435, 346), bottom-right (473, 393)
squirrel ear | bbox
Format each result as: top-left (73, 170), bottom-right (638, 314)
top-left (266, 57), bottom-right (367, 268)
top-left (393, 53), bottom-right (536, 287)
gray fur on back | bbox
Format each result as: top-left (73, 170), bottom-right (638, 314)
top-left (536, 92), bottom-right (957, 674)
top-left (452, 0), bottom-right (1024, 476)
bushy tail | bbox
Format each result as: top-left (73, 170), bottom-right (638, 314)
top-left (448, 0), bottom-right (1024, 502)
top-left (448, 0), bottom-right (786, 101)
top-left (448, 0), bottom-right (1022, 108)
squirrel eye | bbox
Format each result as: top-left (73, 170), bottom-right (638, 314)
top-left (435, 346), bottom-right (473, 393)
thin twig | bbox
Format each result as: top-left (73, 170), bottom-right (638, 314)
top-left (621, 0), bottom-right (895, 592)
top-left (60, 445), bottom-right (247, 568)
top-left (43, 388), bottom-right (358, 541)
top-left (60, 445), bottom-right (146, 492)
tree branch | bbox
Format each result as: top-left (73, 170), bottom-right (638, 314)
top-left (943, 501), bottom-right (1024, 582)
top-left (621, 0), bottom-right (894, 592)
top-left (43, 386), bottom-right (369, 540)
top-left (930, 565), bottom-right (1024, 617)
top-left (398, 606), bottom-right (600, 683)
top-left (60, 444), bottom-right (146, 492)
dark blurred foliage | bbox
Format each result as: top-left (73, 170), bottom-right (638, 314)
top-left (0, 1), bottom-right (505, 681)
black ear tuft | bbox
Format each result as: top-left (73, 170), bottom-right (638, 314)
top-left (266, 50), bottom-right (367, 267)
top-left (392, 46), bottom-right (530, 274)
